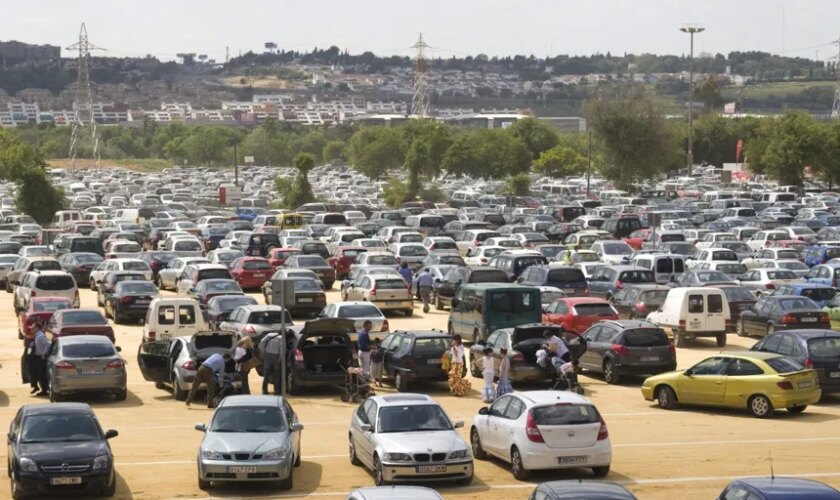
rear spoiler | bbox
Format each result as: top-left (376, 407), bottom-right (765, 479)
top-left (778, 369), bottom-right (817, 377)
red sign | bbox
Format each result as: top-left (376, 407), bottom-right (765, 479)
top-left (219, 187), bottom-right (226, 205)
top-left (736, 139), bottom-right (744, 163)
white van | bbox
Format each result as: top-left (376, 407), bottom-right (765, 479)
top-left (112, 208), bottom-right (140, 224)
top-left (760, 192), bottom-right (797, 203)
top-left (629, 255), bottom-right (686, 284)
top-left (143, 297), bottom-right (209, 342)
top-left (51, 210), bottom-right (83, 229)
top-left (646, 287), bottom-right (729, 348)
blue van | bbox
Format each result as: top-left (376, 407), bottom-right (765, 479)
top-left (447, 284), bottom-right (542, 344)
top-left (804, 245), bottom-right (840, 267)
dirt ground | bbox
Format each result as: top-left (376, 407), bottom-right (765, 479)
top-left (0, 287), bottom-right (838, 500)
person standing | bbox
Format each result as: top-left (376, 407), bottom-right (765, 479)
top-left (447, 335), bottom-right (471, 396)
top-left (397, 261), bottom-right (413, 288)
top-left (481, 347), bottom-right (496, 403)
top-left (259, 332), bottom-right (284, 395)
top-left (186, 352), bottom-right (230, 408)
top-left (32, 321), bottom-right (50, 396)
top-left (496, 347), bottom-right (513, 397)
top-left (415, 268), bottom-right (434, 313)
top-left (358, 320), bottom-right (372, 378)
top-left (234, 336), bottom-right (255, 395)
top-left (369, 338), bottom-right (385, 387)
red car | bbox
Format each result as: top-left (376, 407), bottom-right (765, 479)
top-left (46, 309), bottom-right (115, 343)
top-left (623, 228), bottom-right (652, 251)
top-left (230, 257), bottom-right (273, 290)
top-left (542, 297), bottom-right (619, 335)
top-left (18, 297), bottom-right (72, 343)
top-left (267, 247), bottom-right (301, 270)
top-left (328, 246), bottom-right (368, 280)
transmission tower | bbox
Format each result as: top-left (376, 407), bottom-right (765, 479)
top-left (832, 35), bottom-right (840, 119)
top-left (411, 33), bottom-right (430, 118)
top-left (67, 23), bottom-right (105, 170)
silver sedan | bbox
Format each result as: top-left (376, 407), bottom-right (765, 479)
top-left (46, 335), bottom-right (127, 402)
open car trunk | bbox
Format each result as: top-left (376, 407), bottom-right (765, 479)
top-left (296, 318), bottom-right (354, 375)
top-left (190, 331), bottom-right (237, 372)
top-left (512, 326), bottom-right (548, 364)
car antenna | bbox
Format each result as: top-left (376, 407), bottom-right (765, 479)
top-left (769, 450), bottom-right (775, 480)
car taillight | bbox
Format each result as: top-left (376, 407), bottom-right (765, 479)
top-left (525, 411), bottom-right (544, 443)
top-left (597, 414), bottom-right (609, 441)
top-left (148, 330), bottom-right (156, 340)
top-left (76, 266), bottom-right (86, 272)
top-left (804, 358), bottom-right (813, 368)
top-left (511, 352), bottom-right (524, 362)
top-left (678, 319), bottom-right (686, 329)
top-left (820, 313), bottom-right (830, 324)
top-left (611, 344), bottom-right (630, 357)
top-left (370, 287), bottom-right (377, 297)
top-left (381, 320), bottom-right (389, 332)
top-left (765, 283), bottom-right (776, 289)
top-left (182, 360), bottom-right (196, 371)
top-left (635, 302), bottom-right (648, 314)
top-left (316, 295), bottom-right (326, 302)
top-left (480, 258), bottom-right (488, 264)
top-left (30, 291), bottom-right (36, 297)
top-left (782, 314), bottom-right (797, 324)
top-left (55, 361), bottom-right (76, 370)
top-left (615, 281), bottom-right (623, 290)
top-left (294, 348), bottom-right (304, 364)
top-left (106, 360), bottom-right (124, 369)
top-left (120, 296), bottom-right (134, 304)
top-left (777, 381), bottom-right (794, 390)
top-left (667, 342), bottom-right (676, 355)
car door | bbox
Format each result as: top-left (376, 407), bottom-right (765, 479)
top-left (137, 340), bottom-right (173, 383)
top-left (384, 334), bottom-right (405, 376)
top-left (685, 293), bottom-right (706, 333)
top-left (496, 396), bottom-right (526, 460)
top-left (579, 325), bottom-right (605, 370)
top-left (679, 356), bottom-right (729, 405)
top-left (177, 302), bottom-right (199, 336)
top-left (742, 299), bottom-right (767, 336)
top-left (722, 358), bottom-right (765, 407)
top-left (351, 400), bottom-right (377, 468)
top-left (482, 395), bottom-right (511, 455)
top-left (283, 400), bottom-right (303, 458)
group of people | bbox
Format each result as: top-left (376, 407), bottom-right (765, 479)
top-left (186, 336), bottom-right (255, 408)
top-left (398, 262), bottom-right (435, 314)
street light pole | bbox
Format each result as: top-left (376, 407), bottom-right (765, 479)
top-left (233, 141), bottom-right (239, 187)
top-left (681, 24), bottom-right (705, 177)
top-left (586, 129), bottom-right (592, 198)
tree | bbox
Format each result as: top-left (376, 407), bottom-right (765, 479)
top-left (322, 140), bottom-right (346, 163)
top-left (533, 146), bottom-right (587, 177)
top-left (16, 169), bottom-right (66, 225)
top-left (507, 117), bottom-right (559, 159)
top-left (441, 129), bottom-right (531, 179)
top-left (759, 111), bottom-right (827, 187)
top-left (694, 78), bottom-right (724, 110)
top-left (821, 120), bottom-right (840, 189)
top-left (584, 87), bottom-right (679, 189)
top-left (505, 173), bottom-right (531, 196)
top-left (692, 113), bottom-right (739, 167)
top-left (286, 153), bottom-right (317, 209)
top-left (346, 127), bottom-right (406, 179)
top-left (402, 120), bottom-right (453, 197)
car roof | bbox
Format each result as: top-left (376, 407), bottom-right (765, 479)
top-left (217, 395), bottom-right (284, 408)
top-left (783, 329), bottom-right (840, 339)
top-left (22, 402), bottom-right (94, 416)
top-left (515, 390), bottom-right (591, 406)
top-left (348, 486), bottom-right (444, 500)
top-left (621, 284), bottom-right (671, 292)
top-left (391, 330), bottom-right (451, 339)
top-left (785, 283), bottom-right (832, 289)
top-left (600, 319), bottom-right (660, 329)
top-left (372, 393), bottom-right (436, 407)
top-left (733, 477), bottom-right (840, 498)
top-left (539, 480), bottom-right (637, 499)
top-left (238, 305), bottom-right (284, 312)
top-left (55, 334), bottom-right (114, 345)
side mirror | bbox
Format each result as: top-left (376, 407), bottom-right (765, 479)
top-left (452, 419), bottom-right (465, 429)
top-left (478, 407), bottom-right (489, 416)
top-left (684, 369), bottom-right (693, 377)
top-left (104, 429), bottom-right (119, 439)
top-left (115, 346), bottom-right (122, 352)
top-left (290, 422), bottom-right (304, 432)
top-left (359, 423), bottom-right (373, 433)
top-left (7, 432), bottom-right (14, 443)
top-left (194, 423), bottom-right (207, 432)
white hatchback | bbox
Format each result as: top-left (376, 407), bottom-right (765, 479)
top-left (470, 390), bottom-right (612, 479)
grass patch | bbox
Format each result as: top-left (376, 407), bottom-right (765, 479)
top-left (47, 158), bottom-right (173, 172)
top-left (721, 81), bottom-right (835, 99)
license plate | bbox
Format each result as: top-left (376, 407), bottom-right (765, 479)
top-left (416, 465), bottom-right (446, 473)
top-left (227, 466), bottom-right (257, 473)
top-left (831, 372), bottom-right (840, 378)
top-left (253, 274), bottom-right (265, 278)
top-left (798, 381), bottom-right (813, 389)
top-left (136, 299), bottom-right (149, 305)
top-left (801, 317), bottom-right (818, 323)
top-left (558, 456), bottom-right (587, 465)
top-left (427, 359), bottom-right (441, 364)
top-left (50, 477), bottom-right (82, 485)
top-left (641, 356), bottom-right (660, 362)
top-left (299, 298), bottom-right (313, 303)
top-left (78, 369), bottom-right (104, 375)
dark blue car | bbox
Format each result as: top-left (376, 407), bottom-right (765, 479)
top-left (531, 480), bottom-right (637, 500)
top-left (718, 477), bottom-right (840, 500)
top-left (804, 245), bottom-right (840, 267)
top-left (771, 283), bottom-right (837, 308)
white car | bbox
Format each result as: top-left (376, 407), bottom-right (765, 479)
top-left (746, 230), bottom-right (791, 251)
top-left (741, 248), bottom-right (802, 269)
top-left (464, 245), bottom-right (505, 266)
top-left (483, 237), bottom-right (522, 249)
top-left (590, 240), bottom-right (634, 265)
top-left (346, 486), bottom-right (443, 500)
top-left (318, 301), bottom-right (389, 340)
top-left (695, 232), bottom-right (738, 250)
top-left (470, 390), bottom-right (611, 479)
top-left (89, 258), bottom-right (152, 290)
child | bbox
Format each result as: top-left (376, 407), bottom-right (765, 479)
top-left (370, 338), bottom-right (385, 387)
top-left (496, 347), bottom-right (513, 397)
top-left (481, 347), bottom-right (496, 403)
top-left (560, 359), bottom-right (579, 388)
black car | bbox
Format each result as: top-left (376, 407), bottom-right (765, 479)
top-left (283, 254), bottom-right (336, 289)
top-left (291, 239), bottom-right (330, 259)
top-left (381, 330), bottom-right (451, 391)
top-left (189, 279), bottom-right (243, 307)
top-left (751, 329), bottom-right (840, 394)
top-left (137, 251), bottom-right (177, 280)
top-left (205, 294), bottom-right (258, 329)
top-left (529, 480), bottom-right (637, 500)
top-left (610, 284), bottom-right (670, 319)
top-left (97, 271), bottom-right (148, 307)
top-left (578, 319), bottom-right (676, 384)
top-left (242, 232), bottom-right (281, 258)
top-left (8, 403), bottom-right (118, 499)
top-left (57, 252), bottom-right (104, 285)
top-left (198, 227), bottom-right (229, 251)
top-left (104, 280), bottom-right (158, 324)
top-left (737, 295), bottom-right (831, 338)
top-left (432, 266), bottom-right (509, 311)
top-left (265, 277), bottom-right (326, 317)
top-left (719, 285), bottom-right (759, 330)
top-left (516, 265), bottom-right (588, 296)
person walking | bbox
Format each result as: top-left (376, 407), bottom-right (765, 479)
top-left (496, 347), bottom-right (513, 397)
top-left (186, 352), bottom-right (230, 408)
top-left (358, 320), bottom-right (372, 378)
top-left (481, 347), bottom-right (496, 403)
top-left (259, 332), bottom-right (284, 395)
top-left (370, 338), bottom-right (384, 387)
top-left (31, 321), bottom-right (50, 396)
top-left (415, 268), bottom-right (434, 313)
top-left (397, 261), bottom-right (413, 287)
top-left (447, 335), bottom-right (471, 396)
top-left (234, 336), bottom-right (255, 395)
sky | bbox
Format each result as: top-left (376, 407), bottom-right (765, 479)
top-left (3, 0), bottom-right (839, 62)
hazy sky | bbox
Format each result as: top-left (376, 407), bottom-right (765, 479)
top-left (3, 0), bottom-right (838, 62)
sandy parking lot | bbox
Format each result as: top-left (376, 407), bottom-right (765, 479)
top-left (0, 287), bottom-right (838, 499)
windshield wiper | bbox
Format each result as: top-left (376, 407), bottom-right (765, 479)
top-left (211, 429), bottom-right (239, 433)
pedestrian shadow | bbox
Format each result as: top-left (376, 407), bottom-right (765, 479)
top-left (0, 391), bottom-right (8, 407)
top-left (67, 389), bottom-right (144, 409)
top-left (113, 471), bottom-right (134, 500)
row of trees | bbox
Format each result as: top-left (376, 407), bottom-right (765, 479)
top-left (0, 129), bottom-right (65, 224)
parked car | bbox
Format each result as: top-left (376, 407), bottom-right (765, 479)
top-left (176, 263), bottom-right (233, 296)
top-left (609, 284), bottom-right (670, 319)
top-left (18, 296), bottom-right (71, 341)
top-left (469, 324), bottom-right (559, 383)
top-left (142, 297), bottom-right (208, 342)
top-left (45, 335), bottom-right (127, 402)
top-left (718, 285), bottom-right (759, 331)
top-left (265, 276), bottom-right (326, 317)
top-left (516, 265), bottom-right (588, 296)
top-left (329, 246), bottom-right (368, 280)
top-left (14, 270), bottom-right (80, 314)
top-left (229, 257), bottom-right (273, 290)
top-left (578, 320), bottom-right (676, 384)
top-left (5, 257), bottom-right (61, 294)
top-left (343, 274), bottom-right (414, 316)
top-left (194, 395), bottom-right (302, 490)
top-left (155, 256), bottom-right (210, 291)
top-left (188, 279), bottom-right (243, 308)
top-left (751, 329), bottom-right (840, 395)
top-left (737, 295), bottom-right (830, 337)
top-left (57, 252), bottom-right (104, 286)
top-left (738, 269), bottom-right (801, 297)
top-left (717, 477), bottom-right (840, 500)
top-left (283, 254), bottom-right (336, 289)
top-left (646, 287), bottom-right (730, 347)
top-left (206, 249), bottom-right (244, 269)
top-left (380, 330), bottom-right (451, 391)
top-left (349, 394), bottom-right (473, 485)
top-left (347, 486), bottom-right (445, 500)
top-left (45, 309), bottom-right (115, 343)
top-left (672, 270), bottom-right (737, 288)
top-left (96, 271), bottom-right (147, 307)
top-left (641, 352), bottom-right (821, 418)
top-left (205, 294), bottom-right (258, 329)
top-left (771, 283), bottom-right (836, 308)
top-left (448, 284), bottom-right (542, 344)
top-left (542, 297), bottom-right (619, 335)
top-left (528, 481), bottom-right (637, 500)
top-left (219, 305), bottom-right (294, 339)
top-left (432, 266), bottom-right (509, 311)
top-left (104, 280), bottom-right (159, 324)
top-left (7, 403), bottom-right (118, 498)
top-left (587, 266), bottom-right (655, 301)
top-left (267, 247), bottom-right (302, 270)
top-left (804, 262), bottom-right (840, 287)
top-left (318, 301), bottom-right (389, 342)
top-left (470, 390), bottom-right (611, 479)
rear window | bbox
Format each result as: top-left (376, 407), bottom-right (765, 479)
top-left (419, 216), bottom-right (445, 228)
top-left (413, 337), bottom-right (449, 355)
top-left (32, 300), bottom-right (71, 312)
top-left (75, 254), bottom-right (103, 264)
top-left (765, 356), bottom-right (805, 374)
top-left (432, 241), bottom-right (457, 250)
top-left (470, 270), bottom-right (509, 283)
top-left (292, 280), bottom-right (321, 291)
top-left (808, 338), bottom-right (840, 358)
top-left (547, 269), bottom-right (586, 282)
top-left (247, 310), bottom-right (293, 324)
top-left (243, 260), bottom-right (271, 271)
top-left (573, 303), bottom-right (616, 316)
top-left (514, 256), bottom-right (548, 273)
top-left (36, 275), bottom-right (75, 290)
top-left (639, 290), bottom-right (669, 304)
top-left (368, 255), bottom-right (397, 265)
top-left (766, 271), bottom-right (797, 280)
top-left (623, 328), bottom-right (669, 347)
top-left (119, 282), bottom-right (157, 294)
top-left (531, 404), bottom-right (599, 425)
top-left (32, 261), bottom-right (61, 271)
top-left (174, 241), bottom-right (202, 251)
top-left (194, 334), bottom-right (235, 350)
top-left (298, 256), bottom-right (328, 267)
top-left (778, 249), bottom-right (801, 259)
top-left (124, 262), bottom-right (150, 271)
top-left (711, 251), bottom-right (738, 261)
top-left (62, 342), bottom-right (116, 358)
top-left (399, 246), bottom-right (427, 257)
top-left (717, 264), bottom-right (747, 275)
top-left (802, 288), bottom-right (836, 301)
top-left (338, 304), bottom-right (383, 318)
top-left (618, 270), bottom-right (655, 283)
top-left (70, 239), bottom-right (103, 253)
top-left (62, 311), bottom-right (107, 325)
top-left (199, 269), bottom-right (232, 280)
top-left (321, 214), bottom-right (346, 225)
top-left (341, 249), bottom-right (366, 258)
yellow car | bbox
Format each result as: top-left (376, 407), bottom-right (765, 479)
top-left (641, 352), bottom-right (821, 418)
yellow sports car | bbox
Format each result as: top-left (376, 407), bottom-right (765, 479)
top-left (641, 352), bottom-right (821, 418)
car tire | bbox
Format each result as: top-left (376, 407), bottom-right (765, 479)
top-left (90, 279), bottom-right (97, 292)
top-left (294, 449), bottom-right (301, 467)
top-left (593, 465), bottom-right (611, 478)
top-left (749, 394), bottom-right (774, 418)
top-left (349, 436), bottom-right (361, 466)
top-left (787, 405), bottom-right (807, 414)
top-left (716, 333), bottom-right (727, 347)
top-left (435, 294), bottom-right (443, 311)
top-left (458, 474), bottom-right (473, 486)
top-left (373, 454), bottom-right (386, 486)
top-left (155, 276), bottom-right (164, 290)
top-left (115, 388), bottom-right (127, 402)
top-left (510, 446), bottom-right (529, 480)
top-left (673, 329), bottom-right (686, 348)
top-left (603, 360), bottom-right (621, 385)
top-left (736, 320), bottom-right (747, 337)
top-left (405, 308), bottom-right (413, 317)
top-left (278, 470), bottom-right (293, 490)
top-left (101, 471), bottom-right (116, 497)
top-left (766, 324), bottom-right (775, 337)
top-left (287, 372), bottom-right (301, 396)
top-left (447, 322), bottom-right (454, 336)
top-left (10, 476), bottom-right (24, 500)
top-left (49, 381), bottom-right (59, 403)
top-left (173, 378), bottom-right (187, 401)
top-left (395, 372), bottom-right (408, 392)
top-left (656, 385), bottom-right (677, 410)
top-left (197, 476), bottom-right (211, 491)
top-left (471, 427), bottom-right (487, 460)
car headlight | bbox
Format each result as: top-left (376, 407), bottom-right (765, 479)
top-left (19, 457), bottom-right (37, 472)
top-left (262, 447), bottom-right (290, 460)
top-left (201, 449), bottom-right (224, 460)
top-left (448, 449), bottom-right (470, 459)
top-left (93, 455), bottom-right (109, 470)
top-left (384, 452), bottom-right (412, 462)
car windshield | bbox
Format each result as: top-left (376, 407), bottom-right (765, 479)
top-left (639, 290), bottom-right (669, 304)
top-left (378, 404), bottom-right (451, 433)
top-left (62, 342), bottom-right (117, 358)
top-left (368, 256), bottom-right (397, 265)
top-left (547, 269), bottom-right (585, 282)
top-left (338, 304), bottom-right (383, 318)
top-left (765, 357), bottom-right (805, 374)
top-left (623, 328), bottom-right (669, 347)
top-left (619, 270), bottom-right (655, 283)
top-left (717, 264), bottom-right (746, 275)
top-left (216, 252), bottom-right (242, 262)
top-left (75, 254), bottom-right (103, 264)
top-left (376, 279), bottom-right (407, 290)
top-left (209, 407), bottom-right (287, 433)
top-left (698, 271), bottom-right (730, 282)
top-left (399, 246), bottom-right (427, 257)
top-left (298, 257), bottom-right (327, 267)
top-left (602, 243), bottom-right (632, 255)
top-left (123, 262), bottom-right (149, 271)
top-left (777, 298), bottom-right (820, 310)
top-left (120, 282), bottom-right (157, 294)
top-left (293, 279), bottom-right (321, 291)
top-left (206, 281), bottom-right (241, 292)
top-left (21, 414), bottom-right (101, 443)
top-left (63, 311), bottom-right (108, 325)
top-left (531, 404), bottom-right (599, 425)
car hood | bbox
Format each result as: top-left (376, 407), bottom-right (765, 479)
top-left (376, 430), bottom-right (465, 454)
top-left (202, 432), bottom-right (289, 454)
top-left (19, 440), bottom-right (107, 462)
top-left (642, 369), bottom-right (684, 386)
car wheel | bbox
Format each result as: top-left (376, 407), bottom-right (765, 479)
top-left (434, 293), bottom-right (443, 311)
top-left (278, 470), bottom-right (293, 490)
top-left (593, 465), bottom-right (611, 478)
top-left (101, 471), bottom-right (116, 497)
top-left (90, 279), bottom-right (97, 291)
top-left (395, 372), bottom-right (408, 392)
top-left (49, 381), bottom-right (59, 403)
top-left (349, 436), bottom-right (361, 466)
top-left (603, 360), bottom-right (621, 385)
top-left (749, 394), bottom-right (774, 418)
top-left (287, 372), bottom-right (301, 396)
top-left (155, 276), bottom-right (164, 290)
top-left (787, 405), bottom-right (807, 414)
top-left (470, 427), bottom-right (487, 460)
top-left (510, 446), bottom-right (529, 480)
top-left (115, 388), bottom-right (127, 402)
top-left (10, 476), bottom-right (24, 500)
top-left (173, 378), bottom-right (187, 401)
top-left (197, 475), bottom-right (211, 491)
top-left (405, 308), bottom-right (413, 317)
top-left (716, 333), bottom-right (727, 347)
top-left (447, 322), bottom-right (454, 336)
top-left (373, 454), bottom-right (386, 486)
top-left (673, 329), bottom-right (686, 348)
top-left (656, 385), bottom-right (677, 410)
top-left (294, 449), bottom-right (301, 467)
top-left (766, 324), bottom-right (775, 337)
top-left (736, 320), bottom-right (747, 337)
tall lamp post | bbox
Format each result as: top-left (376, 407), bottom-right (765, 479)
top-left (680, 24), bottom-right (705, 177)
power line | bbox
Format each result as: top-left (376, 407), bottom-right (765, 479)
top-left (411, 32), bottom-right (430, 118)
top-left (832, 35), bottom-right (840, 119)
top-left (67, 23), bottom-right (105, 171)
